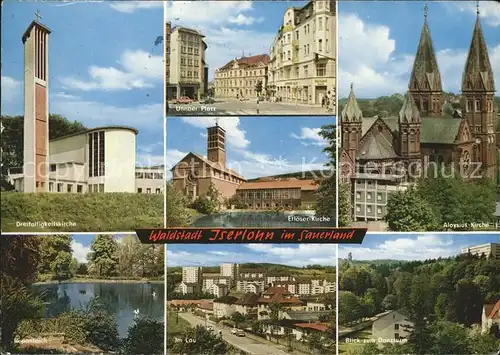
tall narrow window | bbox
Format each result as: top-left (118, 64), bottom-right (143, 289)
top-left (88, 133), bottom-right (93, 177)
top-left (93, 132), bottom-right (98, 177)
top-left (99, 131), bottom-right (105, 176)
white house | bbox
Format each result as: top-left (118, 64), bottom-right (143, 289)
top-left (371, 310), bottom-right (414, 341)
top-left (482, 301), bottom-right (500, 334)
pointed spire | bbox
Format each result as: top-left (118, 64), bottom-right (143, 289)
top-left (462, 6), bottom-right (495, 92)
top-left (399, 91), bottom-right (421, 123)
top-left (341, 83), bottom-right (363, 123)
top-left (408, 3), bottom-right (442, 92)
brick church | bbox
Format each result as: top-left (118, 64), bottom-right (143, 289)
top-left (339, 5), bottom-right (499, 222)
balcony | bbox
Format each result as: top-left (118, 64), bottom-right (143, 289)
top-left (292, 39), bottom-right (299, 47)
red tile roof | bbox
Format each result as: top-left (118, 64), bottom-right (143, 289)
top-left (486, 300), bottom-right (500, 319)
top-left (258, 287), bottom-right (303, 305)
top-left (219, 54), bottom-right (269, 70)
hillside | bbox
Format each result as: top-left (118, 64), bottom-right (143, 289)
top-left (339, 93), bottom-right (500, 125)
top-left (1, 192), bottom-right (164, 232)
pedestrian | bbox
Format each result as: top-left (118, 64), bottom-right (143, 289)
top-left (321, 95), bottom-right (326, 107)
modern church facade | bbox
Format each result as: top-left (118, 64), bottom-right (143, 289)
top-left (7, 20), bottom-right (164, 195)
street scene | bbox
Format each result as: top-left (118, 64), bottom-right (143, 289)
top-left (166, 244), bottom-right (337, 354)
top-left (165, 0), bottom-right (336, 116)
top-left (338, 233), bottom-right (500, 354)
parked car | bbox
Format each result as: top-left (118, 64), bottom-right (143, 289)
top-left (230, 328), bottom-right (238, 334)
top-left (202, 97), bottom-right (216, 104)
top-left (235, 331), bottom-right (246, 337)
top-left (176, 96), bottom-right (194, 104)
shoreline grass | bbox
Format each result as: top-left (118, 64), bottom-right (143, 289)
top-left (33, 278), bottom-right (164, 285)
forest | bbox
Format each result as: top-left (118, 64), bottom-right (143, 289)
top-left (339, 253), bottom-right (500, 354)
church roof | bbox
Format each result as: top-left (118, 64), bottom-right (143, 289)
top-left (408, 13), bottom-right (442, 92)
top-left (462, 14), bottom-right (495, 92)
top-left (360, 116), bottom-right (463, 154)
top-left (341, 84), bottom-right (363, 123)
top-left (357, 130), bottom-right (398, 160)
top-left (171, 152), bottom-right (246, 180)
top-left (399, 91), bottom-right (421, 123)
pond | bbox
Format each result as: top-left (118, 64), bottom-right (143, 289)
top-left (191, 211), bottom-right (336, 228)
top-left (34, 282), bottom-right (164, 338)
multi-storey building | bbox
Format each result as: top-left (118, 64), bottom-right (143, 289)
top-left (462, 243), bottom-right (500, 259)
top-left (340, 6), bottom-right (498, 222)
top-left (220, 263), bottom-right (239, 279)
top-left (267, 0), bottom-right (336, 106)
top-left (214, 54), bottom-right (269, 99)
top-left (237, 279), bottom-right (266, 294)
top-left (167, 24), bottom-right (207, 100)
top-left (182, 266), bottom-right (202, 284)
top-left (202, 275), bottom-right (231, 291)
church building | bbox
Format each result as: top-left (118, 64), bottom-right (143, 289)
top-left (339, 5), bottom-right (499, 222)
top-left (170, 122), bottom-right (319, 210)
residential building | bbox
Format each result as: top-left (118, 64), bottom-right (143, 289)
top-left (239, 269), bottom-right (266, 279)
top-left (220, 263), bottom-right (239, 279)
top-left (182, 266), bottom-right (202, 284)
top-left (197, 301), bottom-right (214, 315)
top-left (237, 279), bottom-right (266, 294)
top-left (203, 275), bottom-right (231, 291)
top-left (274, 281), bottom-right (297, 295)
top-left (267, 275), bottom-right (295, 284)
top-left (371, 310), bottom-right (414, 341)
top-left (257, 287), bottom-right (304, 320)
top-left (214, 54), bottom-right (269, 99)
top-left (234, 293), bottom-right (260, 317)
top-left (210, 283), bottom-right (229, 298)
top-left (178, 282), bottom-right (201, 295)
top-left (340, 5), bottom-right (498, 222)
top-left (481, 300), bottom-right (500, 334)
top-left (135, 165), bottom-right (165, 194)
top-left (462, 243), bottom-right (500, 259)
top-left (297, 281), bottom-right (312, 295)
top-left (213, 296), bottom-right (238, 319)
top-left (167, 24), bottom-right (207, 100)
top-left (306, 301), bottom-right (327, 311)
top-left (267, 0), bottom-right (336, 106)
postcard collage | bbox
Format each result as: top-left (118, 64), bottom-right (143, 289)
top-left (1, 0), bottom-right (499, 354)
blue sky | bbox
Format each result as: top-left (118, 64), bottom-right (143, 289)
top-left (166, 0), bottom-right (316, 80)
top-left (166, 243), bottom-right (337, 267)
top-left (339, 233), bottom-right (500, 261)
top-left (166, 116), bottom-right (335, 179)
top-left (1, 1), bottom-right (164, 165)
top-left (338, 1), bottom-right (500, 98)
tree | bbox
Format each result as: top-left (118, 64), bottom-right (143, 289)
top-left (0, 236), bottom-right (43, 349)
top-left (315, 124), bottom-right (338, 222)
top-left (338, 291), bottom-right (363, 325)
top-left (38, 235), bottom-right (73, 278)
top-left (87, 235), bottom-right (119, 277)
top-left (231, 312), bottom-right (245, 328)
top-left (455, 278), bottom-right (483, 326)
top-left (385, 188), bottom-right (439, 231)
top-left (169, 325), bottom-right (227, 355)
top-left (123, 318), bottom-right (163, 355)
top-left (226, 194), bottom-right (246, 209)
top-left (382, 294), bottom-right (397, 310)
top-left (166, 182), bottom-right (191, 227)
top-left (430, 321), bottom-right (471, 355)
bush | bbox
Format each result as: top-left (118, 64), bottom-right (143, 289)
top-left (1, 192), bottom-right (164, 232)
top-left (123, 318), bottom-right (163, 355)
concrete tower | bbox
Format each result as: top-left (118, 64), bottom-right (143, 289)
top-left (207, 120), bottom-right (226, 167)
top-left (22, 15), bottom-right (51, 193)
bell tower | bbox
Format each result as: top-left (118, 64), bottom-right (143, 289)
top-left (207, 119), bottom-right (226, 167)
top-left (461, 3), bottom-right (497, 179)
top-left (340, 83), bottom-right (363, 163)
top-left (22, 12), bottom-right (51, 193)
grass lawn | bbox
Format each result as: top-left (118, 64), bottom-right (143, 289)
top-left (338, 330), bottom-right (372, 354)
top-left (1, 192), bottom-right (163, 232)
top-left (167, 311), bottom-right (191, 337)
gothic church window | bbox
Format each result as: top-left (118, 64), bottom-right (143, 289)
top-left (466, 100), bottom-right (472, 112)
top-left (475, 100), bottom-right (481, 112)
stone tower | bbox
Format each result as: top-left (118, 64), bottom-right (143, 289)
top-left (408, 4), bottom-right (443, 117)
top-left (341, 83), bottom-right (363, 163)
top-left (22, 17), bottom-right (51, 193)
top-left (207, 121), bottom-right (226, 167)
top-left (461, 5), bottom-right (497, 179)
top-left (399, 91), bottom-right (422, 159)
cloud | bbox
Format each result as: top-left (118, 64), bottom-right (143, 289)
top-left (109, 1), bottom-right (163, 13)
top-left (59, 50), bottom-right (163, 91)
top-left (50, 94), bottom-right (162, 129)
top-left (228, 14), bottom-right (264, 26)
top-left (166, 1), bottom-right (274, 80)
top-left (1, 76), bottom-right (21, 102)
top-left (339, 13), bottom-right (500, 98)
top-left (338, 234), bottom-right (459, 261)
top-left (180, 116), bottom-right (249, 149)
top-left (166, 1), bottom-right (254, 25)
top-left (291, 127), bottom-right (328, 147)
top-left (166, 244), bottom-right (336, 267)
top-left (451, 1), bottom-right (500, 27)
top-left (72, 241), bottom-right (91, 263)
top-left (137, 142), bottom-right (164, 166)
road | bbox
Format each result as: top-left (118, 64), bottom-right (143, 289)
top-left (178, 312), bottom-right (292, 355)
top-left (167, 99), bottom-right (335, 116)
